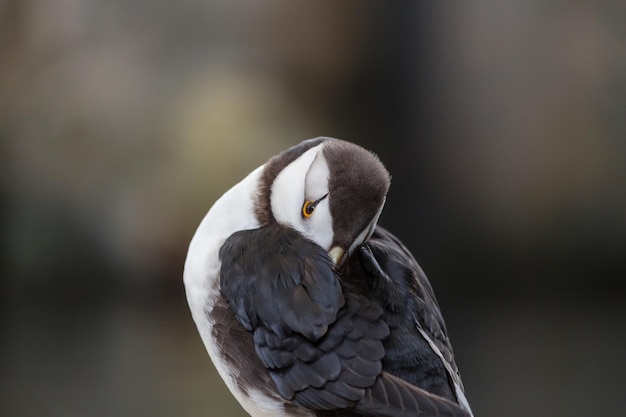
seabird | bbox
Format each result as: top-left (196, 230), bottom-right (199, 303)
top-left (184, 137), bottom-right (473, 417)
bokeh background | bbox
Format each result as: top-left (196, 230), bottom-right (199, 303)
top-left (1, 1), bottom-right (625, 416)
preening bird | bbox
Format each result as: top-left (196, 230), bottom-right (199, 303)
top-left (184, 138), bottom-right (473, 417)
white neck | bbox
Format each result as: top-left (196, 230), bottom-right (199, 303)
top-left (183, 165), bottom-right (263, 338)
top-left (183, 165), bottom-right (302, 417)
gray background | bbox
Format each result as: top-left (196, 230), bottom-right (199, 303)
top-left (1, 1), bottom-right (625, 416)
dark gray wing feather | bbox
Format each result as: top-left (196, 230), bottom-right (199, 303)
top-left (219, 224), bottom-right (470, 416)
top-left (220, 224), bottom-right (343, 340)
top-left (355, 226), bottom-right (471, 413)
top-left (220, 225), bottom-right (384, 409)
top-left (357, 372), bottom-right (468, 417)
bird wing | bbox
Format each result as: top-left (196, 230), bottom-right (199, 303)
top-left (357, 226), bottom-right (472, 415)
top-left (219, 224), bottom-right (470, 417)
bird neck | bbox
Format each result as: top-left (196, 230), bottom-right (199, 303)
top-left (183, 165), bottom-right (264, 324)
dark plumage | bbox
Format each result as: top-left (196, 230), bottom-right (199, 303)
top-left (217, 223), bottom-right (468, 417)
top-left (354, 227), bottom-right (462, 401)
top-left (184, 137), bottom-right (473, 417)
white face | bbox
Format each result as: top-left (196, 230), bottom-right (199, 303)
top-left (270, 144), bottom-right (335, 251)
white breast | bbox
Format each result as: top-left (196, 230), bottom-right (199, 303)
top-left (183, 166), bottom-right (315, 417)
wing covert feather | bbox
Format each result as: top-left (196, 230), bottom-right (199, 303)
top-left (219, 224), bottom-right (470, 416)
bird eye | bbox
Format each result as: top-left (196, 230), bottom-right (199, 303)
top-left (301, 200), bottom-right (316, 219)
top-left (301, 194), bottom-right (328, 219)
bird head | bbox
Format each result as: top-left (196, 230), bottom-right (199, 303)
top-left (184, 137), bottom-right (390, 352)
top-left (256, 137), bottom-right (391, 267)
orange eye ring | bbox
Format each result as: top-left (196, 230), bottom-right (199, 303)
top-left (302, 200), bottom-right (316, 219)
top-left (301, 194), bottom-right (328, 219)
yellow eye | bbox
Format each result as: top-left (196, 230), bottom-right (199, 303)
top-left (302, 200), bottom-right (316, 219)
top-left (301, 194), bottom-right (328, 219)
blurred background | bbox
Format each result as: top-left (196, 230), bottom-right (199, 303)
top-left (1, 1), bottom-right (625, 416)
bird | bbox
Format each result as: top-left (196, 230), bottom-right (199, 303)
top-left (183, 137), bottom-right (473, 417)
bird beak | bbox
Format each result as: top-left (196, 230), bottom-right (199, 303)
top-left (329, 204), bottom-right (384, 269)
top-left (329, 246), bottom-right (345, 266)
